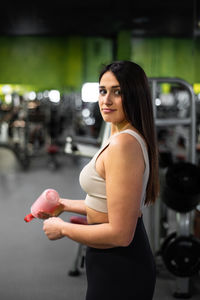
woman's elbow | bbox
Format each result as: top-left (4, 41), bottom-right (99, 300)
top-left (113, 231), bottom-right (135, 247)
top-left (120, 236), bottom-right (134, 247)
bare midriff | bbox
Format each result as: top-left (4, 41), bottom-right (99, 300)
top-left (86, 205), bottom-right (143, 224)
top-left (86, 206), bottom-right (109, 224)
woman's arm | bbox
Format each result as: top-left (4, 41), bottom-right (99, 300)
top-left (59, 198), bottom-right (87, 215)
top-left (43, 134), bottom-right (145, 248)
top-left (38, 199), bottom-right (87, 219)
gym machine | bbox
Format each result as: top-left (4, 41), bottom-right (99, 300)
top-left (0, 95), bottom-right (30, 169)
top-left (149, 78), bottom-right (200, 298)
top-left (65, 121), bottom-right (111, 159)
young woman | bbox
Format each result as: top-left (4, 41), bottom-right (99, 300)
top-left (42, 61), bottom-right (160, 300)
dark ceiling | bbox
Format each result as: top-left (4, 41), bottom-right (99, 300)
top-left (0, 0), bottom-right (199, 38)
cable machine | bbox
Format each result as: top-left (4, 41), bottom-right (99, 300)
top-left (149, 77), bottom-right (200, 298)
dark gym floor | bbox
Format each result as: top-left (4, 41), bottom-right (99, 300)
top-left (0, 148), bottom-right (199, 300)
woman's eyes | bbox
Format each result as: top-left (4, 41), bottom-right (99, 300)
top-left (114, 90), bottom-right (121, 95)
top-left (99, 89), bottom-right (121, 95)
top-left (99, 89), bottom-right (106, 95)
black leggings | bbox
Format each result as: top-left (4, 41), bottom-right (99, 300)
top-left (85, 217), bottom-right (156, 300)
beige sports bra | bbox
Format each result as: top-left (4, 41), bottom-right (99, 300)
top-left (79, 129), bottom-right (149, 213)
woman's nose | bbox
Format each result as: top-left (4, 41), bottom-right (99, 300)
top-left (103, 93), bottom-right (112, 105)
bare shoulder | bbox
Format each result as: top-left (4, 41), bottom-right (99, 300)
top-left (105, 132), bottom-right (144, 165)
top-left (109, 132), bottom-right (143, 155)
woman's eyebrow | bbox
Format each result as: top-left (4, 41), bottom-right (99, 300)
top-left (99, 85), bottom-right (120, 88)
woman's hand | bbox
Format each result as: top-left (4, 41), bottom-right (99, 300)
top-left (37, 211), bottom-right (51, 219)
top-left (43, 217), bottom-right (65, 240)
top-left (37, 201), bottom-right (65, 220)
top-left (52, 201), bottom-right (65, 216)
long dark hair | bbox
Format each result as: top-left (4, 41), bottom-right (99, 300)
top-left (99, 60), bottom-right (159, 205)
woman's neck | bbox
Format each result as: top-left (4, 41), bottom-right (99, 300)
top-left (110, 120), bottom-right (134, 135)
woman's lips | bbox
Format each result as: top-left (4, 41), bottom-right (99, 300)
top-left (102, 108), bottom-right (116, 113)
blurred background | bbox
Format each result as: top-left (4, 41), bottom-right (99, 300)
top-left (0, 0), bottom-right (200, 299)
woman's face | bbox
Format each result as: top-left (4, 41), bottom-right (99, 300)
top-left (99, 71), bottom-right (126, 124)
